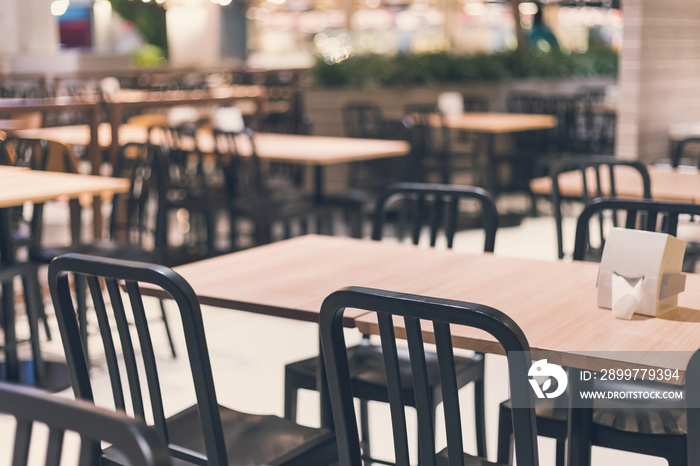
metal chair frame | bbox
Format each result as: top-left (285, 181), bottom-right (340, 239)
top-left (321, 286), bottom-right (538, 466)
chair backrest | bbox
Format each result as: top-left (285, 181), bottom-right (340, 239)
top-left (402, 104), bottom-right (451, 183)
top-left (462, 94), bottom-right (489, 112)
top-left (320, 286), bottom-right (538, 466)
top-left (48, 253), bottom-right (229, 466)
top-left (550, 156), bottom-right (652, 259)
top-left (341, 102), bottom-right (384, 139)
top-left (0, 382), bottom-right (171, 466)
top-left (109, 143), bottom-right (169, 262)
top-left (371, 183), bottom-right (498, 252)
top-left (572, 197), bottom-right (700, 262)
top-left (147, 124), bottom-right (205, 191)
top-left (671, 137), bottom-right (700, 169)
top-left (0, 136), bottom-right (78, 172)
top-left (212, 127), bottom-right (263, 199)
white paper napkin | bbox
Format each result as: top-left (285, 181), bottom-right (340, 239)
top-left (611, 273), bottom-right (645, 320)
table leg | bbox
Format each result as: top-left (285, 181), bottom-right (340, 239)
top-left (314, 165), bottom-right (324, 204)
top-left (484, 133), bottom-right (497, 196)
top-left (567, 368), bottom-right (592, 466)
top-left (87, 105), bottom-right (103, 240)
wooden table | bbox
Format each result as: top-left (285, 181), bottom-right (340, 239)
top-left (530, 164), bottom-right (700, 203)
top-left (0, 166), bottom-right (129, 389)
top-left (147, 234), bottom-right (700, 466)
top-left (15, 123), bottom-right (411, 201)
top-left (431, 112), bottom-right (557, 194)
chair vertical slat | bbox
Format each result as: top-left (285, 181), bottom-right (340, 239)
top-left (607, 164), bottom-right (617, 198)
top-left (625, 209), bottom-right (637, 229)
top-left (12, 420), bottom-right (32, 466)
top-left (411, 195), bottom-right (425, 245)
top-left (434, 322), bottom-right (465, 466)
top-left (86, 276), bottom-right (127, 412)
top-left (667, 213), bottom-right (679, 236)
top-left (377, 312), bottom-right (411, 466)
top-left (581, 168), bottom-right (590, 203)
top-left (101, 277), bottom-right (146, 418)
top-left (44, 428), bottom-right (64, 466)
top-left (428, 196), bottom-right (442, 247)
top-left (396, 197), bottom-right (408, 242)
top-left (404, 317), bottom-right (437, 466)
top-left (645, 211), bottom-right (659, 231)
top-left (444, 197), bottom-right (459, 249)
top-left (125, 280), bottom-right (169, 442)
top-left (77, 439), bottom-right (98, 466)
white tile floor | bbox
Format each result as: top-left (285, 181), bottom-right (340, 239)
top-left (0, 201), bottom-right (671, 465)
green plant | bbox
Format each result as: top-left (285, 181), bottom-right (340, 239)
top-left (312, 48), bottom-right (618, 88)
top-left (109, 0), bottom-right (168, 60)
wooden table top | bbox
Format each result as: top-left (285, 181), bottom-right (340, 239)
top-left (263, 235), bottom-right (700, 377)
top-left (0, 166), bottom-right (129, 208)
top-left (15, 124), bottom-right (411, 166)
top-left (142, 234), bottom-right (700, 375)
top-left (103, 86), bottom-right (266, 106)
top-left (529, 165), bottom-right (700, 203)
top-left (431, 112), bottom-right (558, 133)
top-left (0, 96), bottom-right (100, 113)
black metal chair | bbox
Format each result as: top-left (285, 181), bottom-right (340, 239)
top-left (549, 156), bottom-right (652, 259)
top-left (403, 104), bottom-right (452, 185)
top-left (284, 183), bottom-right (498, 464)
top-left (671, 136), bottom-right (700, 168)
top-left (212, 128), bottom-right (331, 249)
top-left (342, 102), bottom-right (384, 139)
top-left (0, 382), bottom-right (172, 466)
top-left (321, 286), bottom-right (538, 466)
top-left (48, 253), bottom-right (338, 466)
top-left (497, 197), bottom-right (698, 466)
top-left (148, 123), bottom-right (220, 259)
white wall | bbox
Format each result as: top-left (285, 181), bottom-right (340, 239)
top-left (166, 3), bottom-right (221, 68)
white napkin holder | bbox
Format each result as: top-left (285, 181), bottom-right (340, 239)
top-left (597, 228), bottom-right (686, 318)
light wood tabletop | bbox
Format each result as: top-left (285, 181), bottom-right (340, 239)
top-left (530, 164), bottom-right (700, 203)
top-left (142, 234), bottom-right (700, 373)
top-left (0, 166), bottom-right (129, 208)
top-left (431, 112), bottom-right (558, 133)
top-left (15, 123), bottom-right (410, 166)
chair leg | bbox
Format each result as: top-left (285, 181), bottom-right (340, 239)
top-left (496, 403), bottom-right (513, 465)
top-left (359, 399), bottom-right (372, 466)
top-left (22, 267), bottom-right (45, 385)
top-left (474, 379), bottom-right (487, 458)
top-left (283, 370), bottom-right (298, 421)
top-left (158, 299), bottom-right (177, 358)
top-left (555, 438), bottom-right (566, 466)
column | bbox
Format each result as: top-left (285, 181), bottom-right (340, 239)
top-left (616, 0), bottom-right (700, 163)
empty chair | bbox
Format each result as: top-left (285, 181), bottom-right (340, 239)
top-left (497, 197), bottom-right (698, 466)
top-left (321, 286), bottom-right (538, 466)
top-left (0, 382), bottom-right (171, 466)
top-left (671, 136), bottom-right (700, 168)
top-left (212, 127), bottom-right (331, 249)
top-left (342, 102), bottom-right (384, 139)
top-left (284, 183), bottom-right (498, 464)
top-left (148, 123), bottom-right (220, 259)
top-left (549, 156), bottom-right (651, 259)
top-left (335, 102), bottom-right (404, 231)
top-left (48, 253), bottom-right (338, 466)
